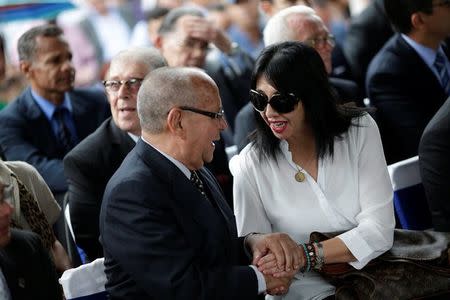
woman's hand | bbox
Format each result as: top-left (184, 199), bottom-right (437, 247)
top-left (246, 232), bottom-right (303, 272)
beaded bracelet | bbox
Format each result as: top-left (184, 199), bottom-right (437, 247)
top-left (305, 243), bottom-right (317, 270)
top-left (300, 243), bottom-right (311, 272)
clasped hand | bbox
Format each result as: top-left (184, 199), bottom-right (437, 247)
top-left (246, 233), bottom-right (304, 295)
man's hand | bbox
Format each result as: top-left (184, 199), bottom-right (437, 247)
top-left (246, 233), bottom-right (303, 273)
top-left (257, 251), bottom-right (305, 278)
top-left (264, 267), bottom-right (297, 296)
top-left (178, 15), bottom-right (232, 54)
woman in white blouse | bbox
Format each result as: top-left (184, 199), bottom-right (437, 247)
top-left (230, 41), bottom-right (395, 300)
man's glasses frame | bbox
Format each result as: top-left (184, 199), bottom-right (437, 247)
top-left (179, 106), bottom-right (225, 120)
top-left (249, 89), bottom-right (300, 114)
top-left (304, 34), bottom-right (336, 49)
top-left (102, 78), bottom-right (144, 93)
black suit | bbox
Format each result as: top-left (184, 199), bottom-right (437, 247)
top-left (99, 140), bottom-right (258, 299)
top-left (0, 87), bottom-right (110, 193)
top-left (0, 229), bottom-right (61, 300)
top-left (64, 117), bottom-right (135, 260)
top-left (234, 77), bottom-right (361, 152)
top-left (343, 0), bottom-right (393, 93)
top-left (419, 97), bottom-right (450, 231)
top-left (366, 35), bottom-right (448, 164)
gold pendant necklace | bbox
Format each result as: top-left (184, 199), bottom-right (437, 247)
top-left (295, 165), bottom-right (306, 182)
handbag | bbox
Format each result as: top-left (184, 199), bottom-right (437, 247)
top-left (309, 229), bottom-right (450, 300)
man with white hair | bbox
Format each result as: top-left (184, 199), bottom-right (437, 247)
top-left (234, 5), bottom-right (361, 151)
top-left (64, 47), bottom-right (167, 260)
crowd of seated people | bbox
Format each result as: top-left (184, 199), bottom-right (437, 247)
top-left (0, 0), bottom-right (450, 298)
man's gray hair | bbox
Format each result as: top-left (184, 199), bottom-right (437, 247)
top-left (263, 5), bottom-right (316, 46)
top-left (108, 47), bottom-right (167, 77)
top-left (137, 67), bottom-right (206, 134)
top-left (18, 24), bottom-right (64, 61)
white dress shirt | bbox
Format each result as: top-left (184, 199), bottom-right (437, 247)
top-left (230, 114), bottom-right (395, 300)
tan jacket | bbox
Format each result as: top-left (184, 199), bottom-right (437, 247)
top-left (0, 160), bottom-right (60, 228)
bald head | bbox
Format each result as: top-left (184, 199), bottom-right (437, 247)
top-left (137, 67), bottom-right (218, 134)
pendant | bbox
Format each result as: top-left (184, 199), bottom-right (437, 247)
top-left (295, 171), bottom-right (305, 182)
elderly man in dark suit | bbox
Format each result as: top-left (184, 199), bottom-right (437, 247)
top-left (0, 182), bottom-right (61, 300)
top-left (64, 47), bottom-right (167, 261)
top-left (100, 67), bottom-right (302, 299)
top-left (366, 0), bottom-right (450, 164)
top-left (0, 24), bottom-right (110, 195)
top-left (234, 5), bottom-right (361, 152)
top-left (419, 97), bottom-right (450, 231)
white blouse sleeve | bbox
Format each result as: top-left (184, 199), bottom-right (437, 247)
top-left (229, 147), bottom-right (272, 236)
top-left (338, 115), bottom-right (395, 269)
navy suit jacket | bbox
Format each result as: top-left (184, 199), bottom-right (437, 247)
top-left (366, 34), bottom-right (449, 164)
top-left (0, 87), bottom-right (110, 192)
top-left (64, 117), bottom-right (135, 260)
top-left (419, 97), bottom-right (450, 231)
top-left (99, 140), bottom-right (257, 299)
top-left (0, 229), bottom-right (61, 300)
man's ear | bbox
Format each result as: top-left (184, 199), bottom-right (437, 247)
top-left (19, 60), bottom-right (32, 78)
top-left (154, 35), bottom-right (163, 50)
top-left (167, 108), bottom-right (185, 138)
top-left (411, 12), bottom-right (425, 31)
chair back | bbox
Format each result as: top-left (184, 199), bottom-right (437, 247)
top-left (388, 156), bottom-right (432, 230)
top-left (59, 257), bottom-right (107, 300)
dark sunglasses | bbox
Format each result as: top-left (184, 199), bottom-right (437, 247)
top-left (249, 89), bottom-right (299, 113)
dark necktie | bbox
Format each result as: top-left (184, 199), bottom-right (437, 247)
top-left (190, 171), bottom-right (208, 199)
top-left (10, 174), bottom-right (55, 250)
top-left (434, 52), bottom-right (450, 95)
top-left (53, 107), bottom-right (73, 152)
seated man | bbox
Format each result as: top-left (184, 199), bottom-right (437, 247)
top-left (0, 24), bottom-right (110, 195)
top-left (64, 47), bottom-right (167, 260)
top-left (419, 97), bottom-right (450, 231)
top-left (0, 182), bottom-right (62, 300)
top-left (99, 67), bottom-right (300, 298)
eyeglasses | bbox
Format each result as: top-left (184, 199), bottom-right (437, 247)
top-left (102, 78), bottom-right (144, 93)
top-left (249, 89), bottom-right (299, 113)
top-left (304, 35), bottom-right (336, 49)
top-left (180, 106), bottom-right (225, 120)
top-left (433, 0), bottom-right (450, 7)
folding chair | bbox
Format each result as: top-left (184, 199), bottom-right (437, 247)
top-left (388, 156), bottom-right (432, 230)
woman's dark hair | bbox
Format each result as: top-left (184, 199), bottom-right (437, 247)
top-left (250, 41), bottom-right (366, 161)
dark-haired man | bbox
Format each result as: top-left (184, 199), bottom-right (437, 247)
top-left (366, 0), bottom-right (450, 164)
top-left (0, 24), bottom-right (109, 194)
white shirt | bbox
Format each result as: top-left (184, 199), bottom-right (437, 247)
top-left (230, 114), bottom-right (395, 299)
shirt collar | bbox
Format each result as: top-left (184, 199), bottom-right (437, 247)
top-left (127, 132), bottom-right (140, 143)
top-left (141, 136), bottom-right (191, 179)
top-left (401, 34), bottom-right (443, 69)
top-left (31, 89), bottom-right (73, 120)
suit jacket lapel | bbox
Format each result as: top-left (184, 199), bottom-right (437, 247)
top-left (22, 89), bottom-right (61, 154)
